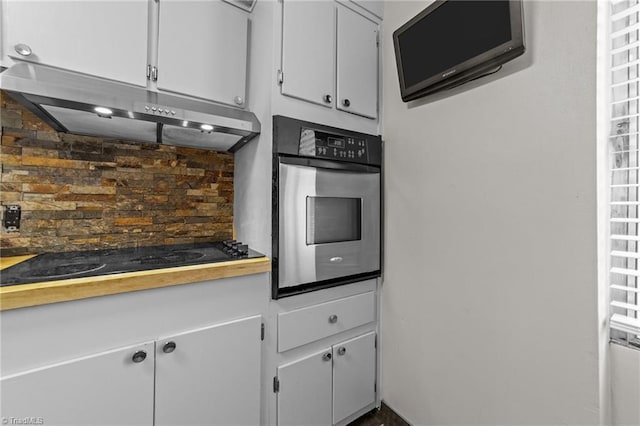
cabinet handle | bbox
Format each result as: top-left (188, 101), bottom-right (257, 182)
top-left (323, 94), bottom-right (333, 104)
top-left (328, 314), bottom-right (338, 324)
top-left (322, 352), bottom-right (332, 361)
top-left (342, 99), bottom-right (351, 107)
top-left (132, 350), bottom-right (147, 363)
top-left (234, 96), bottom-right (244, 106)
top-left (162, 341), bottom-right (177, 354)
top-left (337, 346), bottom-right (347, 356)
top-left (14, 43), bottom-right (32, 57)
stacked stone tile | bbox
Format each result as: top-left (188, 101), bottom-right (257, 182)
top-left (0, 91), bottom-right (234, 256)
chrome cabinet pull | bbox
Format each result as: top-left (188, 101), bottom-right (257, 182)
top-left (14, 44), bottom-right (32, 57)
top-left (328, 314), bottom-right (338, 324)
top-left (322, 352), bottom-right (332, 361)
top-left (162, 341), bottom-right (177, 353)
top-left (132, 350), bottom-right (147, 363)
top-left (337, 346), bottom-right (346, 356)
top-left (323, 94), bottom-right (332, 104)
top-left (342, 99), bottom-right (351, 107)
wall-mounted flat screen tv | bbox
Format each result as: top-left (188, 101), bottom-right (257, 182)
top-left (393, 0), bottom-right (525, 102)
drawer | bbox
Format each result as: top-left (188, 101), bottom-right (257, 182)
top-left (278, 291), bottom-right (375, 352)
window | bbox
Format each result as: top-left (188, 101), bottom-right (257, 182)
top-left (607, 0), bottom-right (640, 347)
top-left (306, 197), bottom-right (362, 245)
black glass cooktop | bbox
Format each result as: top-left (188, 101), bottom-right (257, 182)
top-left (0, 241), bottom-right (264, 287)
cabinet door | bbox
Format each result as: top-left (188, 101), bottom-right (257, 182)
top-left (332, 332), bottom-right (376, 424)
top-left (0, 342), bottom-right (155, 426)
top-left (349, 1), bottom-right (383, 19)
top-left (155, 315), bottom-right (262, 426)
top-left (4, 0), bottom-right (148, 87)
top-left (336, 4), bottom-right (378, 119)
top-left (277, 349), bottom-right (333, 426)
top-left (281, 0), bottom-right (335, 107)
top-left (157, 0), bottom-right (248, 107)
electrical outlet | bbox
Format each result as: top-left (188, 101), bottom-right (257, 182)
top-left (3, 205), bottom-right (21, 232)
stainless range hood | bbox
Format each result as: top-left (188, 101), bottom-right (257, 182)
top-left (0, 62), bottom-right (261, 152)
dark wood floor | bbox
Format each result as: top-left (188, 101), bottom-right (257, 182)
top-left (348, 403), bottom-right (410, 426)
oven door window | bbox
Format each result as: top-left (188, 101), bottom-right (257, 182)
top-left (306, 197), bottom-right (362, 245)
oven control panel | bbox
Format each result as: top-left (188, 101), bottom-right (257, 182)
top-left (298, 128), bottom-right (369, 162)
top-left (273, 116), bottom-right (381, 167)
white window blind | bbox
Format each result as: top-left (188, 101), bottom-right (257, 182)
top-left (609, 0), bottom-right (640, 347)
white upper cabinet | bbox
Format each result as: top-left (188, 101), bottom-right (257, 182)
top-left (157, 0), bottom-right (249, 107)
top-left (281, 0), bottom-right (335, 107)
top-left (280, 1), bottom-right (379, 120)
top-left (349, 0), bottom-right (383, 19)
top-left (2, 0), bottom-right (251, 106)
top-left (336, 3), bottom-right (378, 119)
top-left (3, 0), bottom-right (149, 87)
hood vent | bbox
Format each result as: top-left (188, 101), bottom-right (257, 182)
top-left (0, 63), bottom-right (260, 152)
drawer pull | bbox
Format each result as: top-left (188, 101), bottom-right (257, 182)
top-left (322, 352), bottom-right (332, 361)
top-left (328, 314), bottom-right (338, 324)
top-left (337, 346), bottom-right (347, 356)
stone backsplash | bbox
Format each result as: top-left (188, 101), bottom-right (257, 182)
top-left (0, 91), bottom-right (234, 256)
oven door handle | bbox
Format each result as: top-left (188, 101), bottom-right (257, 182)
top-left (279, 156), bottom-right (380, 174)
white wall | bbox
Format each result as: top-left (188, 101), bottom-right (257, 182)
top-left (611, 344), bottom-right (640, 425)
top-left (235, 0), bottom-right (277, 256)
top-left (381, 1), bottom-right (602, 424)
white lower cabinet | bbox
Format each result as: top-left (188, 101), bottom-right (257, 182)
top-left (277, 348), bottom-right (334, 426)
top-left (278, 291), bottom-right (376, 352)
top-left (0, 315), bottom-right (262, 426)
top-left (155, 315), bottom-right (262, 426)
top-left (0, 341), bottom-right (155, 426)
top-left (276, 332), bottom-right (376, 426)
top-left (332, 332), bottom-right (376, 424)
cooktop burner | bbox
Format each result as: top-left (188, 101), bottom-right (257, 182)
top-left (0, 241), bottom-right (263, 287)
top-left (131, 251), bottom-right (206, 265)
top-left (27, 263), bottom-right (108, 279)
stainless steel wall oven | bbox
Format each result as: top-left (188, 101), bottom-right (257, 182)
top-left (272, 116), bottom-right (382, 298)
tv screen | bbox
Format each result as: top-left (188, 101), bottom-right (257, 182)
top-left (393, 0), bottom-right (525, 102)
